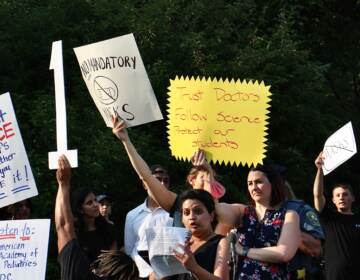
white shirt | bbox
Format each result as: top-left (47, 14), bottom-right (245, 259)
top-left (124, 199), bottom-right (173, 278)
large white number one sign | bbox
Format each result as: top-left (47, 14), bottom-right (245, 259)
top-left (48, 40), bottom-right (78, 169)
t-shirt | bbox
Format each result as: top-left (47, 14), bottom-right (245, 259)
top-left (320, 206), bottom-right (360, 280)
top-left (58, 239), bottom-right (94, 280)
top-left (79, 224), bottom-right (116, 263)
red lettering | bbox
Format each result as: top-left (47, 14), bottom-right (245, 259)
top-left (216, 112), bottom-right (260, 124)
top-left (0, 122), bottom-right (15, 140)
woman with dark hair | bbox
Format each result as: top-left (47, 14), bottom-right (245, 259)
top-left (55, 155), bottom-right (135, 280)
top-left (216, 165), bottom-right (301, 279)
top-left (71, 187), bottom-right (117, 263)
top-left (173, 189), bottom-right (229, 280)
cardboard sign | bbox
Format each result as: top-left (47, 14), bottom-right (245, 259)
top-left (48, 40), bottom-right (78, 170)
top-left (74, 33), bottom-right (163, 127)
top-left (167, 76), bottom-right (272, 166)
top-left (323, 122), bottom-right (357, 175)
top-left (0, 219), bottom-right (50, 280)
top-left (0, 92), bottom-right (38, 208)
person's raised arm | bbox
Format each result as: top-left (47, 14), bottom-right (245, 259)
top-left (215, 202), bottom-right (245, 228)
top-left (236, 210), bottom-right (301, 263)
top-left (55, 155), bottom-right (75, 253)
top-left (313, 152), bottom-right (326, 212)
top-left (112, 116), bottom-right (176, 211)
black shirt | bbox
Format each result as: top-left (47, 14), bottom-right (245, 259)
top-left (79, 225), bottom-right (116, 263)
top-left (320, 206), bottom-right (360, 280)
top-left (58, 239), bottom-right (95, 280)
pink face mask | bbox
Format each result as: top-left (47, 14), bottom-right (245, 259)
top-left (209, 181), bottom-right (226, 199)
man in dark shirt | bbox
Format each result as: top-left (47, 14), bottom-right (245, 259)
top-left (313, 153), bottom-right (360, 280)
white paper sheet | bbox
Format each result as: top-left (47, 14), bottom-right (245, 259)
top-left (74, 34), bottom-right (163, 128)
top-left (322, 122), bottom-right (357, 175)
top-left (146, 227), bottom-right (191, 278)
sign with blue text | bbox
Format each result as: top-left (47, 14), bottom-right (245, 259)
top-left (0, 92), bottom-right (38, 208)
top-left (74, 33), bottom-right (163, 127)
top-left (0, 219), bottom-right (50, 280)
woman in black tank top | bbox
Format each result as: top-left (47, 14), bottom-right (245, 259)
top-left (173, 189), bottom-right (229, 280)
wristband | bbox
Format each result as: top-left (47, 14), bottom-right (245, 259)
top-left (241, 246), bottom-right (249, 257)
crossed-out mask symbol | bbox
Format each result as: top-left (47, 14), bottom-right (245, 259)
top-left (93, 76), bottom-right (119, 105)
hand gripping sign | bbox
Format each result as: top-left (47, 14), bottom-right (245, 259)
top-left (0, 92), bottom-right (38, 208)
top-left (167, 76), bottom-right (272, 166)
top-left (73, 33), bottom-right (163, 128)
top-left (48, 40), bottom-right (78, 170)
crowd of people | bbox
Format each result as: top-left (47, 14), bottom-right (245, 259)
top-left (1, 115), bottom-right (359, 280)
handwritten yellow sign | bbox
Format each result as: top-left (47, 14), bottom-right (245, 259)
top-left (167, 76), bottom-right (272, 166)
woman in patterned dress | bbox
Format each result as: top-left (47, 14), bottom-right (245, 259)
top-left (216, 165), bottom-right (301, 279)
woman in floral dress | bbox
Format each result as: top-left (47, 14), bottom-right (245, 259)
top-left (216, 165), bottom-right (301, 279)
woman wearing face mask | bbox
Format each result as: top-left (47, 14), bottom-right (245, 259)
top-left (216, 165), bottom-right (301, 279)
top-left (173, 189), bottom-right (229, 280)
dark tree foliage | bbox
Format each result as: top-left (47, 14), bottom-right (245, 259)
top-left (0, 0), bottom-right (359, 278)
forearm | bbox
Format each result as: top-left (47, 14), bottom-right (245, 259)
top-left (245, 245), bottom-right (295, 263)
top-left (122, 139), bottom-right (153, 181)
top-left (55, 182), bottom-right (75, 252)
top-left (313, 168), bottom-right (326, 212)
top-left (299, 233), bottom-right (322, 257)
top-left (242, 211), bottom-right (300, 263)
top-left (121, 139), bottom-right (177, 211)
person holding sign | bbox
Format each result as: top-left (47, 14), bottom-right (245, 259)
top-left (313, 152), bottom-right (360, 280)
top-left (55, 155), bottom-right (94, 280)
top-left (55, 155), bottom-right (138, 280)
top-left (216, 165), bottom-right (301, 279)
top-left (172, 189), bottom-right (229, 280)
top-left (111, 116), bottom-right (227, 233)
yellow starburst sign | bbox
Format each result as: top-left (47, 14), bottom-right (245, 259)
top-left (167, 76), bottom-right (272, 166)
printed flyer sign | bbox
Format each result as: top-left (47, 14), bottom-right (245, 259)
top-left (167, 76), bottom-right (272, 166)
top-left (0, 219), bottom-right (50, 280)
top-left (323, 122), bottom-right (357, 175)
top-left (0, 92), bottom-right (38, 208)
top-left (74, 33), bottom-right (163, 127)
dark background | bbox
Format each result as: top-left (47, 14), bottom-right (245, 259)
top-left (0, 0), bottom-right (359, 278)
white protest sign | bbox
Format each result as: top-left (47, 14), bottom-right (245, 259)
top-left (0, 92), bottom-right (38, 208)
top-left (146, 227), bottom-right (191, 278)
top-left (323, 122), bottom-right (357, 175)
top-left (0, 219), bottom-right (50, 280)
top-left (73, 33), bottom-right (163, 127)
top-left (48, 40), bottom-right (78, 170)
